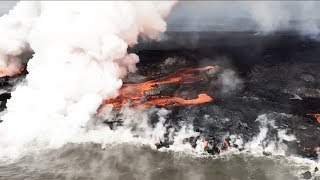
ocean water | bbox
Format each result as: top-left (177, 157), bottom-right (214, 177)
top-left (0, 143), bottom-right (317, 180)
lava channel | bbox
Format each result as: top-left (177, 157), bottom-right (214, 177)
top-left (100, 66), bottom-right (215, 110)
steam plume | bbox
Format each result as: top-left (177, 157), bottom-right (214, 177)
top-left (0, 1), bottom-right (176, 157)
top-left (0, 1), bottom-right (37, 76)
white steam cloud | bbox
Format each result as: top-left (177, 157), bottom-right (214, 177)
top-left (0, 1), bottom-right (176, 158)
top-left (0, 1), bottom-right (36, 76)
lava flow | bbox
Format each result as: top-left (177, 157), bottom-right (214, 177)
top-left (100, 66), bottom-right (215, 110)
top-left (307, 113), bottom-right (320, 123)
top-left (0, 67), bottom-right (25, 78)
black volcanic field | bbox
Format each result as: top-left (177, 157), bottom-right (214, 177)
top-left (1, 31), bottom-right (320, 158)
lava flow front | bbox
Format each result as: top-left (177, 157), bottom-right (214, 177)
top-left (100, 66), bottom-right (215, 110)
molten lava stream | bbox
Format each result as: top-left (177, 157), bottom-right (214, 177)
top-left (307, 113), bottom-right (320, 123)
top-left (100, 66), bottom-right (215, 110)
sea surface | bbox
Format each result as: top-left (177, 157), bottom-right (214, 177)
top-left (0, 143), bottom-right (316, 180)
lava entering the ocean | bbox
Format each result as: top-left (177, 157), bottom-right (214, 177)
top-left (100, 66), bottom-right (215, 110)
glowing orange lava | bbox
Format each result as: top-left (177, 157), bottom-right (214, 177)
top-left (0, 67), bottom-right (25, 78)
top-left (100, 66), bottom-right (215, 110)
top-left (224, 139), bottom-right (231, 150)
top-left (307, 113), bottom-right (320, 123)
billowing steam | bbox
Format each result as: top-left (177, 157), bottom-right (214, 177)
top-left (0, 1), bottom-right (36, 76)
top-left (0, 1), bottom-right (176, 158)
